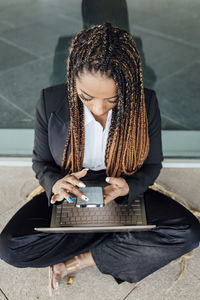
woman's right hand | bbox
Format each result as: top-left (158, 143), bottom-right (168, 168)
top-left (51, 168), bottom-right (89, 204)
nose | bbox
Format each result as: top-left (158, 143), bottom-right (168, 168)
top-left (92, 102), bottom-right (106, 115)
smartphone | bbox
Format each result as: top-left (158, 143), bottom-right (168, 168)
top-left (75, 186), bottom-right (104, 207)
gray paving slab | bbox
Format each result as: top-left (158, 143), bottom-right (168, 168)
top-left (0, 0), bottom-right (199, 132)
top-left (1, 23), bottom-right (64, 57)
top-left (0, 39), bottom-right (37, 73)
top-left (127, 0), bottom-right (200, 45)
top-left (0, 95), bottom-right (33, 128)
top-left (0, 200), bottom-right (24, 230)
top-left (137, 8), bottom-right (200, 46)
top-left (157, 168), bottom-right (200, 211)
top-left (47, 0), bottom-right (82, 19)
top-left (131, 26), bottom-right (200, 130)
top-left (185, 246), bottom-right (200, 282)
top-left (0, 0), bottom-right (81, 34)
top-left (0, 20), bottom-right (15, 34)
top-left (127, 0), bottom-right (171, 25)
top-left (156, 62), bottom-right (200, 130)
top-left (161, 113), bottom-right (189, 130)
top-left (0, 166), bottom-right (35, 220)
top-left (0, 0), bottom-right (32, 8)
top-left (0, 56), bottom-right (54, 124)
top-left (0, 261), bottom-right (135, 300)
top-left (38, 15), bottom-right (82, 37)
top-left (0, 1), bottom-right (55, 29)
top-left (131, 27), bottom-right (199, 81)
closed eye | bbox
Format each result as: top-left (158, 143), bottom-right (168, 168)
top-left (108, 99), bottom-right (118, 103)
top-left (78, 93), bottom-right (118, 103)
top-left (78, 94), bottom-right (92, 101)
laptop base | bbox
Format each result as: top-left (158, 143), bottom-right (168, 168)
top-left (35, 224), bottom-right (156, 233)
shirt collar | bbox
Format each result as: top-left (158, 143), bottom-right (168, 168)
top-left (84, 104), bottom-right (112, 126)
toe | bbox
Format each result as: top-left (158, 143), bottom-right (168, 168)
top-left (52, 267), bottom-right (61, 290)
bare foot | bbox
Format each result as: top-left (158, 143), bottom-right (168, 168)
top-left (51, 256), bottom-right (81, 290)
top-left (51, 252), bottom-right (95, 290)
top-left (51, 263), bottom-right (65, 290)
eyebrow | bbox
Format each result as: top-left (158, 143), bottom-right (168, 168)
top-left (80, 88), bottom-right (118, 100)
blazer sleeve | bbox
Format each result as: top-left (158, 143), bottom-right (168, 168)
top-left (32, 89), bottom-right (63, 206)
top-left (118, 90), bottom-right (164, 206)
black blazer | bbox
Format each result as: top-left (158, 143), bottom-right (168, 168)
top-left (32, 83), bottom-right (164, 206)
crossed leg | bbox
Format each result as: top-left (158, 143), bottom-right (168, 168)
top-left (0, 189), bottom-right (199, 287)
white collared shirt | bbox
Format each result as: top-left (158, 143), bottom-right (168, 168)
top-left (83, 104), bottom-right (112, 170)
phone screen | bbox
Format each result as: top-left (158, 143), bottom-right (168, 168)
top-left (75, 186), bottom-right (104, 207)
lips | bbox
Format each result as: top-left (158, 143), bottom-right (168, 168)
top-left (92, 111), bottom-right (107, 116)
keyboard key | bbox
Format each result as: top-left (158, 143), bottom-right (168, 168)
top-left (58, 197), bottom-right (145, 227)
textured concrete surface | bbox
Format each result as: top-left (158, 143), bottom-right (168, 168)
top-left (0, 165), bottom-right (200, 300)
top-left (0, 0), bottom-right (199, 129)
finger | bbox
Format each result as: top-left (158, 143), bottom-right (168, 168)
top-left (103, 189), bottom-right (113, 203)
top-left (104, 194), bottom-right (113, 205)
top-left (105, 176), bottom-right (124, 187)
top-left (51, 193), bottom-right (63, 204)
top-left (104, 191), bottom-right (115, 201)
top-left (103, 187), bottom-right (121, 204)
top-left (57, 181), bottom-right (88, 201)
top-left (70, 168), bottom-right (89, 179)
top-left (60, 188), bottom-right (89, 202)
top-left (51, 188), bottom-right (73, 204)
top-left (103, 185), bottom-right (118, 194)
top-left (104, 191), bottom-right (117, 204)
top-left (58, 189), bottom-right (77, 204)
top-left (63, 175), bottom-right (86, 188)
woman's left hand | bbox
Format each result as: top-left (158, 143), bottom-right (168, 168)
top-left (103, 177), bottom-right (129, 205)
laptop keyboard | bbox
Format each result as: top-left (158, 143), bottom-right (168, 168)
top-left (55, 197), bottom-right (145, 227)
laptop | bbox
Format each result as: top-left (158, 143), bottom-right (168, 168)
top-left (35, 170), bottom-right (156, 233)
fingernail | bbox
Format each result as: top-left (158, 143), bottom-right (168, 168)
top-left (106, 177), bottom-right (110, 183)
top-left (83, 168), bottom-right (89, 171)
top-left (79, 182), bottom-right (86, 188)
top-left (81, 195), bottom-right (89, 201)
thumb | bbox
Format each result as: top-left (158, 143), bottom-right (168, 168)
top-left (51, 193), bottom-right (62, 204)
top-left (105, 176), bottom-right (112, 184)
top-left (105, 176), bottom-right (120, 186)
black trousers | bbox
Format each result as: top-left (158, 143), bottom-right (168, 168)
top-left (0, 188), bottom-right (199, 285)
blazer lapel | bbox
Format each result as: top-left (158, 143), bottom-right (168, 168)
top-left (48, 93), bottom-right (71, 167)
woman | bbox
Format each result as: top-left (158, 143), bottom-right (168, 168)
top-left (0, 23), bottom-right (199, 293)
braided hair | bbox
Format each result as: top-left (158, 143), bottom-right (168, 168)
top-left (61, 22), bottom-right (149, 178)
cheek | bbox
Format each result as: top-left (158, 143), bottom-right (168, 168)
top-left (84, 102), bottom-right (92, 109)
top-left (82, 102), bottom-right (93, 112)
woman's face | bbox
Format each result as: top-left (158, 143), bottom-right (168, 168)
top-left (75, 69), bottom-right (118, 118)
